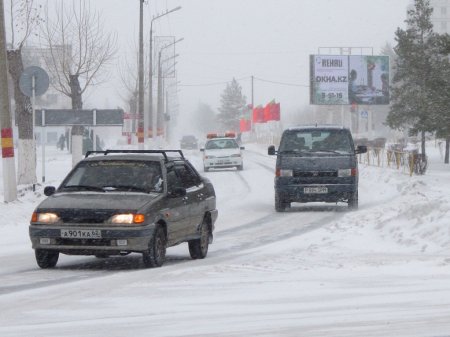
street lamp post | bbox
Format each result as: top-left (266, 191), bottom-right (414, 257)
top-left (148, 6), bottom-right (181, 145)
top-left (138, 0), bottom-right (144, 149)
top-left (155, 37), bottom-right (183, 145)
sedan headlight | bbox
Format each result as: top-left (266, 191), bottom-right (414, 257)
top-left (231, 154), bottom-right (241, 157)
top-left (31, 212), bottom-right (60, 224)
top-left (110, 213), bottom-right (145, 224)
top-left (204, 155), bottom-right (216, 159)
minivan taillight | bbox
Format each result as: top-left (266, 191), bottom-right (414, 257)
top-left (276, 169), bottom-right (293, 177)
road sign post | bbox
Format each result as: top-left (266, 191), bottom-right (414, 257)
top-left (19, 66), bottom-right (49, 184)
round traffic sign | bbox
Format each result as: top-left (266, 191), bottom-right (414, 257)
top-left (19, 66), bottom-right (50, 97)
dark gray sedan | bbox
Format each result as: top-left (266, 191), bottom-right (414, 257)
top-left (29, 150), bottom-right (218, 269)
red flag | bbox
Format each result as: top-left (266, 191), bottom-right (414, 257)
top-left (263, 103), bottom-right (272, 122)
top-left (252, 106), bottom-right (265, 123)
top-left (271, 103), bottom-right (280, 121)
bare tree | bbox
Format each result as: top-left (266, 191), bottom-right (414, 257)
top-left (117, 46), bottom-right (150, 136)
top-left (7, 0), bottom-right (43, 185)
top-left (40, 0), bottom-right (117, 166)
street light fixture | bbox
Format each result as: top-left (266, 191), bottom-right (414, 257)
top-left (155, 37), bottom-right (183, 143)
top-left (148, 6), bottom-right (182, 144)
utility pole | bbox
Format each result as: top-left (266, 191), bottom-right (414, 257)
top-left (0, 0), bottom-right (18, 202)
top-left (156, 37), bottom-right (183, 145)
top-left (251, 75), bottom-right (254, 108)
top-left (148, 6), bottom-right (181, 146)
top-left (138, 0), bottom-right (144, 149)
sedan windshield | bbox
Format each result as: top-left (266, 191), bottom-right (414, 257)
top-left (60, 160), bottom-right (163, 193)
top-left (205, 139), bottom-right (239, 150)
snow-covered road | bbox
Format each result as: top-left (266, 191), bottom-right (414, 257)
top-left (0, 144), bottom-right (450, 336)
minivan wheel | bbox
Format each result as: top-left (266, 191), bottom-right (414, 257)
top-left (35, 249), bottom-right (59, 268)
top-left (348, 191), bottom-right (358, 210)
top-left (189, 222), bottom-right (209, 259)
top-left (143, 227), bottom-right (166, 268)
top-left (275, 192), bottom-right (289, 212)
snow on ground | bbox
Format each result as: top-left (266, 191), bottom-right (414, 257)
top-left (0, 141), bottom-right (450, 336)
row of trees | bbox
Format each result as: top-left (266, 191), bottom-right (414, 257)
top-left (7, 0), bottom-right (116, 184)
top-left (387, 0), bottom-right (450, 163)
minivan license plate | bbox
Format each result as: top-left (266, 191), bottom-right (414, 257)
top-left (304, 187), bottom-right (328, 194)
top-left (61, 229), bottom-right (102, 239)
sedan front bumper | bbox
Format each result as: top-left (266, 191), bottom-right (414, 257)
top-left (29, 224), bottom-right (155, 254)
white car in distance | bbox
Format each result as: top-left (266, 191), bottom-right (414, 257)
top-left (201, 133), bottom-right (245, 172)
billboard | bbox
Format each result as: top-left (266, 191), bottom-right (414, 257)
top-left (310, 55), bottom-right (389, 105)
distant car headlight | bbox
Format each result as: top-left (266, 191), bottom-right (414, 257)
top-left (110, 213), bottom-right (145, 224)
top-left (205, 155), bottom-right (216, 159)
top-left (31, 212), bottom-right (60, 224)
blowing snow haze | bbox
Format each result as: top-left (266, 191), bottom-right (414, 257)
top-left (3, 1), bottom-right (450, 336)
top-left (35, 0), bottom-right (412, 115)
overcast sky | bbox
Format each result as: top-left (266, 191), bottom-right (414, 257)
top-left (22, 0), bottom-right (412, 119)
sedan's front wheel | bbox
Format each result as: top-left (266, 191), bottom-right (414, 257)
top-left (143, 227), bottom-right (166, 268)
top-left (189, 222), bottom-right (209, 259)
top-left (35, 249), bottom-right (59, 269)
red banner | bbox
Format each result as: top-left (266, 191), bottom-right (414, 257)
top-left (239, 119), bottom-right (251, 132)
top-left (253, 101), bottom-right (280, 123)
top-left (252, 106), bottom-right (265, 123)
top-left (271, 102), bottom-right (280, 121)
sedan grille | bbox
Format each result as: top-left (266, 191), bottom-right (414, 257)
top-left (55, 209), bottom-right (118, 224)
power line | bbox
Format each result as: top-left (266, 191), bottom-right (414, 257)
top-left (178, 76), bottom-right (309, 88)
top-left (253, 76), bottom-right (309, 88)
top-left (179, 76), bottom-right (250, 87)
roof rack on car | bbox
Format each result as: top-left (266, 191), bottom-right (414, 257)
top-left (85, 149), bottom-right (185, 162)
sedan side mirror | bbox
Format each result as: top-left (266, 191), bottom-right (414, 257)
top-left (268, 145), bottom-right (276, 155)
top-left (168, 186), bottom-right (187, 198)
top-left (44, 186), bottom-right (56, 196)
top-left (240, 146), bottom-right (245, 150)
top-left (200, 148), bottom-right (204, 152)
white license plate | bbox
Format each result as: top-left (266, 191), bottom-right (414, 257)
top-left (304, 187), bottom-right (328, 194)
top-left (61, 229), bottom-right (102, 239)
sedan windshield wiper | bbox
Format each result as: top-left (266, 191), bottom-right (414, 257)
top-left (61, 185), bottom-right (105, 192)
top-left (102, 185), bottom-right (150, 193)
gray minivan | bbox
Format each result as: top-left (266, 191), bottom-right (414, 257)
top-left (268, 125), bottom-right (367, 211)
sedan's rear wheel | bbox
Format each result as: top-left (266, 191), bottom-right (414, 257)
top-left (35, 249), bottom-right (59, 269)
top-left (143, 227), bottom-right (166, 268)
top-left (189, 222), bottom-right (209, 259)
